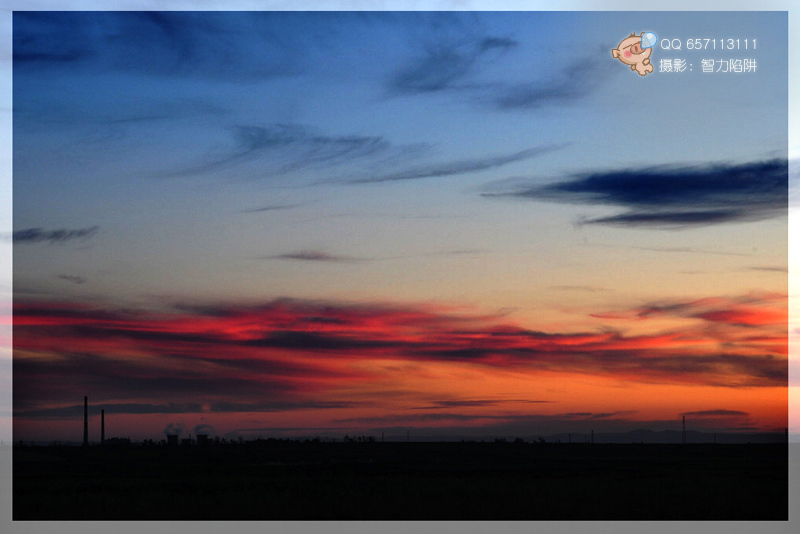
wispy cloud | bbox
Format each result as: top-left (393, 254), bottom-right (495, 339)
top-left (484, 159), bottom-right (787, 228)
top-left (389, 35), bottom-right (517, 94)
top-left (629, 246), bottom-right (753, 257)
top-left (241, 204), bottom-right (299, 214)
top-left (14, 12), bottom-right (306, 81)
top-left (170, 124), bottom-right (393, 178)
top-left (491, 47), bottom-right (613, 110)
top-left (748, 266), bottom-right (788, 273)
top-left (258, 250), bottom-right (362, 263)
top-left (348, 144), bottom-right (568, 184)
top-left (12, 226), bottom-right (99, 244)
top-left (387, 26), bottom-right (612, 112)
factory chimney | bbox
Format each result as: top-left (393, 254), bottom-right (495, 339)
top-left (682, 416), bottom-right (687, 445)
top-left (101, 409), bottom-right (105, 444)
top-left (83, 396), bottom-right (89, 447)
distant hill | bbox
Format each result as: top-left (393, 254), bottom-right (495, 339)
top-left (542, 429), bottom-right (786, 444)
top-left (380, 429), bottom-right (786, 444)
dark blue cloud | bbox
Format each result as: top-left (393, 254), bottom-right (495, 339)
top-left (575, 210), bottom-right (746, 227)
top-left (14, 12), bottom-right (305, 81)
top-left (484, 159), bottom-right (787, 228)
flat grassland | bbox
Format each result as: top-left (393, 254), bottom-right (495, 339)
top-left (13, 441), bottom-right (788, 520)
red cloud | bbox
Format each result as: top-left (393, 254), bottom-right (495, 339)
top-left (591, 293), bottom-right (787, 327)
top-left (13, 295), bottom-right (787, 419)
top-left (695, 306), bottom-right (787, 326)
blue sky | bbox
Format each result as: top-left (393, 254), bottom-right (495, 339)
top-left (11, 11), bottom-right (787, 308)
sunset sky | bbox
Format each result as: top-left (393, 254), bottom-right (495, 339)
top-left (10, 10), bottom-right (790, 442)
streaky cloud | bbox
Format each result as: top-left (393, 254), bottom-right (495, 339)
top-left (389, 33), bottom-right (517, 94)
top-left (629, 245), bottom-right (753, 257)
top-left (592, 293), bottom-right (787, 328)
top-left (348, 144), bottom-right (568, 184)
top-left (413, 398), bottom-right (552, 410)
top-left (12, 226), bottom-right (99, 244)
top-left (170, 124), bottom-right (391, 178)
top-left (492, 46), bottom-right (613, 110)
top-left (575, 209), bottom-right (748, 228)
top-left (259, 250), bottom-right (362, 263)
top-left (748, 266), bottom-right (788, 273)
top-left (241, 204), bottom-right (299, 213)
top-left (14, 12), bottom-right (306, 81)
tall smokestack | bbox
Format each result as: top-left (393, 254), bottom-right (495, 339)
top-left (83, 396), bottom-right (88, 447)
top-left (682, 415), bottom-right (687, 445)
top-left (101, 409), bottom-right (105, 444)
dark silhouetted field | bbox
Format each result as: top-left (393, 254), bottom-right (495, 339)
top-left (13, 441), bottom-right (787, 520)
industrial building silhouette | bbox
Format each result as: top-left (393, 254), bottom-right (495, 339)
top-left (82, 396), bottom-right (131, 447)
